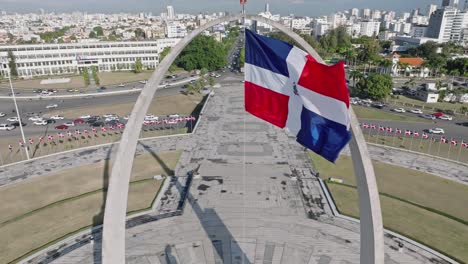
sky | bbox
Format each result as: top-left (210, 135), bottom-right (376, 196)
top-left (0, 0), bottom-right (441, 17)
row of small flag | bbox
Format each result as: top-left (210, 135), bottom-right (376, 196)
top-left (360, 123), bottom-right (468, 147)
top-left (143, 116), bottom-right (196, 125)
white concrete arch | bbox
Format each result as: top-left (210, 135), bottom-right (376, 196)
top-left (102, 13), bottom-right (384, 264)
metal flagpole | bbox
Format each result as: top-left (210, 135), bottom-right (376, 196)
top-left (447, 139), bottom-right (453, 160)
top-left (427, 136), bottom-right (434, 155)
top-left (391, 129), bottom-right (397, 147)
top-left (8, 74), bottom-right (30, 160)
top-left (0, 149), bottom-right (4, 166)
top-left (456, 141), bottom-right (463, 161)
top-left (437, 137), bottom-right (442, 157)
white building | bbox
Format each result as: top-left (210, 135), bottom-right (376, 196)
top-left (426, 4), bottom-right (438, 16)
top-left (167, 6), bottom-right (175, 20)
top-left (350, 8), bottom-right (359, 17)
top-left (362, 8), bottom-right (371, 19)
top-left (426, 7), bottom-right (468, 44)
top-left (314, 19), bottom-right (330, 37)
top-left (360, 21), bottom-right (380, 37)
top-left (0, 39), bottom-right (180, 78)
top-left (166, 22), bottom-right (187, 38)
top-left (411, 25), bottom-right (428, 38)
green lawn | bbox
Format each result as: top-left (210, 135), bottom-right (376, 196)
top-left (386, 95), bottom-right (464, 113)
top-left (352, 105), bottom-right (431, 123)
top-left (0, 151), bottom-right (180, 263)
top-left (310, 152), bottom-right (468, 263)
top-left (328, 184), bottom-right (468, 263)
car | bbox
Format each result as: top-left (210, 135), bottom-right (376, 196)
top-left (63, 121), bottom-right (75, 127)
top-left (67, 89), bottom-right (74, 93)
top-left (420, 114), bottom-right (436, 120)
top-left (99, 86), bottom-right (107, 90)
top-left (139, 80), bottom-right (147, 84)
top-left (46, 104), bottom-right (58, 109)
top-left (429, 128), bottom-right (445, 134)
top-left (392, 108), bottom-right (406, 113)
top-left (50, 115), bottom-right (65, 120)
top-left (73, 119), bottom-right (85, 124)
top-left (432, 112), bottom-right (445, 118)
top-left (91, 121), bottom-right (105, 127)
top-left (103, 113), bottom-right (117, 118)
top-left (0, 124), bottom-right (15, 131)
top-left (371, 102), bottom-right (385, 109)
top-left (438, 115), bottom-right (453, 120)
top-left (7, 117), bottom-right (19, 122)
top-left (167, 114), bottom-right (180, 119)
top-left (361, 99), bottom-right (373, 104)
top-left (33, 120), bottom-right (48, 126)
top-left (41, 91), bottom-right (53, 96)
top-left (117, 83), bottom-right (125, 87)
top-left (456, 122), bottom-right (468, 127)
top-left (45, 119), bottom-right (56, 124)
top-left (8, 91), bottom-right (20, 96)
top-left (144, 114), bottom-right (158, 121)
top-left (10, 121), bottom-right (27, 127)
top-left (79, 115), bottom-right (92, 119)
top-left (28, 116), bottom-right (43, 121)
top-left (55, 125), bottom-right (69, 130)
top-left (105, 116), bottom-right (119, 122)
top-left (106, 120), bottom-right (121, 126)
top-left (123, 115), bottom-right (130, 120)
top-left (410, 109), bottom-right (423, 114)
top-left (0, 112), bottom-right (5, 117)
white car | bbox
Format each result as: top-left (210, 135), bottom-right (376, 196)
top-left (123, 115), bottom-right (130, 120)
top-left (0, 124), bottom-right (15, 131)
top-left (105, 116), bottom-right (119, 122)
top-left (139, 80), bottom-right (147, 84)
top-left (167, 119), bottom-right (178, 124)
top-left (361, 99), bottom-right (373, 104)
top-left (168, 114), bottom-right (180, 119)
top-left (7, 117), bottom-right (19, 122)
top-left (103, 113), bottom-right (117, 118)
top-left (420, 114), bottom-right (436, 120)
top-left (439, 115), bottom-right (453, 121)
top-left (429, 128), bottom-right (445, 134)
top-left (410, 109), bottom-right (423, 114)
top-left (0, 112), bottom-right (5, 117)
top-left (144, 115), bottom-right (158, 121)
top-left (79, 114), bottom-right (91, 119)
top-left (393, 108), bottom-right (406, 113)
top-left (46, 104), bottom-right (58, 109)
top-left (118, 83), bottom-right (125, 87)
top-left (63, 121), bottom-right (75, 127)
top-left (28, 116), bottom-right (43, 121)
top-left (33, 120), bottom-right (48, 126)
top-left (50, 115), bottom-right (65, 120)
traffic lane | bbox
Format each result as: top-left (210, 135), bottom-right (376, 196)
top-left (359, 119), bottom-right (468, 139)
top-left (0, 85), bottom-right (185, 117)
top-left (0, 119), bottom-right (194, 140)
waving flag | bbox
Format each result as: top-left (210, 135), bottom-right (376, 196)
top-left (244, 29), bottom-right (350, 162)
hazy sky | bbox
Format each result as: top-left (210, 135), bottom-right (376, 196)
top-left (0, 0), bottom-right (441, 16)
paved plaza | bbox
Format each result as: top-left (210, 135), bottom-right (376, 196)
top-left (3, 84), bottom-right (453, 264)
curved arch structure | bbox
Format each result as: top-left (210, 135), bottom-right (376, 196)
top-left (102, 13), bottom-right (384, 264)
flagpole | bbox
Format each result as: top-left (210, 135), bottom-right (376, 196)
top-left (437, 137), bottom-right (442, 157)
top-left (447, 139), bottom-right (453, 160)
top-left (9, 74), bottom-right (29, 160)
top-left (428, 136), bottom-right (434, 155)
top-left (456, 141), bottom-right (463, 161)
top-left (391, 129), bottom-right (397, 147)
top-left (0, 149), bottom-right (4, 166)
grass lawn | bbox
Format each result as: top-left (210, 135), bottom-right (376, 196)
top-left (387, 95), bottom-right (464, 113)
top-left (311, 152), bottom-right (468, 262)
top-left (310, 153), bottom-right (468, 222)
top-left (328, 184), bottom-right (468, 263)
top-left (0, 151), bottom-right (180, 264)
top-left (364, 134), bottom-right (468, 163)
top-left (352, 105), bottom-right (431, 123)
top-left (47, 93), bottom-right (203, 118)
top-left (98, 69), bottom-right (188, 86)
top-left (1, 75), bottom-right (86, 90)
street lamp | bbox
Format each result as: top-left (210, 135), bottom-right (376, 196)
top-left (8, 70), bottom-right (30, 160)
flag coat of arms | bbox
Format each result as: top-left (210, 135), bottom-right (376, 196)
top-left (244, 29), bottom-right (351, 162)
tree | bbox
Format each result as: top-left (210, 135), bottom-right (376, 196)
top-left (134, 58), bottom-right (143, 73)
top-left (349, 70), bottom-right (363, 86)
top-left (7, 50), bottom-right (18, 78)
top-left (89, 31), bottom-right (97, 38)
top-left (355, 73), bottom-right (393, 100)
top-left (93, 26), bottom-right (104, 36)
top-left (134, 28), bottom-right (145, 39)
top-left (175, 35), bottom-right (226, 71)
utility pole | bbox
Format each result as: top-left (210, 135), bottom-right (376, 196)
top-left (8, 71), bottom-right (30, 160)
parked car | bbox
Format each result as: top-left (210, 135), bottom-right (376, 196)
top-left (167, 114), bottom-right (180, 119)
top-left (50, 115), bottom-right (65, 120)
top-left (45, 119), bottom-right (56, 124)
top-left (123, 115), bottom-right (130, 120)
top-left (55, 125), bottom-right (69, 130)
top-left (105, 116), bottom-right (119, 122)
top-left (103, 113), bottom-right (117, 118)
top-left (106, 120), bottom-right (121, 126)
top-left (429, 128), bottom-right (445, 134)
top-left (91, 121), bottom-right (105, 127)
top-left (28, 116), bottom-right (43, 121)
top-left (33, 120), bottom-right (48, 126)
top-left (7, 117), bottom-right (19, 122)
top-left (432, 112), bottom-right (445, 118)
top-left (73, 119), bottom-right (85, 124)
top-left (0, 124), bottom-right (15, 131)
top-left (371, 102), bottom-right (385, 109)
top-left (438, 115), bottom-right (453, 120)
top-left (46, 104), bottom-right (58, 109)
top-left (79, 114), bottom-right (91, 119)
top-left (63, 121), bottom-right (75, 127)
top-left (392, 108), bottom-right (406, 113)
top-left (420, 114), bottom-right (436, 120)
top-left (118, 83), bottom-right (125, 87)
top-left (10, 121), bottom-right (26, 127)
top-left (410, 109), bottom-right (423, 114)
top-left (0, 112), bottom-right (6, 117)
top-left (86, 118), bottom-right (99, 124)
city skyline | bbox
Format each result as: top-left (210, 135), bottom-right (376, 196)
top-left (0, 0), bottom-right (444, 17)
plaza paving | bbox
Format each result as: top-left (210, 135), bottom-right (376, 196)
top-left (4, 84), bottom-right (453, 264)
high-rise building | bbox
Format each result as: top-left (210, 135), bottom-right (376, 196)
top-left (167, 5), bottom-right (175, 20)
top-left (265, 2), bottom-right (270, 13)
top-left (351, 8), bottom-right (359, 17)
top-left (360, 21), bottom-right (381, 37)
top-left (442, 0), bottom-right (459, 8)
top-left (427, 4), bottom-right (438, 16)
top-left (372, 10), bottom-right (381, 20)
top-left (427, 7), bottom-right (468, 43)
top-left (363, 8), bottom-right (371, 19)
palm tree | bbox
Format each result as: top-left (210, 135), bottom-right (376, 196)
top-left (349, 70), bottom-right (364, 87)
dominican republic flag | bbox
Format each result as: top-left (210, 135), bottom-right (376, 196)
top-left (386, 127), bottom-right (393, 133)
top-left (379, 126), bottom-right (385, 131)
top-left (461, 141), bottom-right (468, 148)
top-left (405, 130), bottom-right (411, 135)
top-left (244, 29), bottom-right (350, 162)
top-left (450, 139), bottom-right (457, 145)
top-left (422, 133), bottom-right (428, 139)
top-left (413, 132), bottom-right (419, 137)
top-left (370, 124), bottom-right (376, 129)
top-left (395, 128), bottom-right (402, 134)
top-left (441, 137), bottom-right (447, 143)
